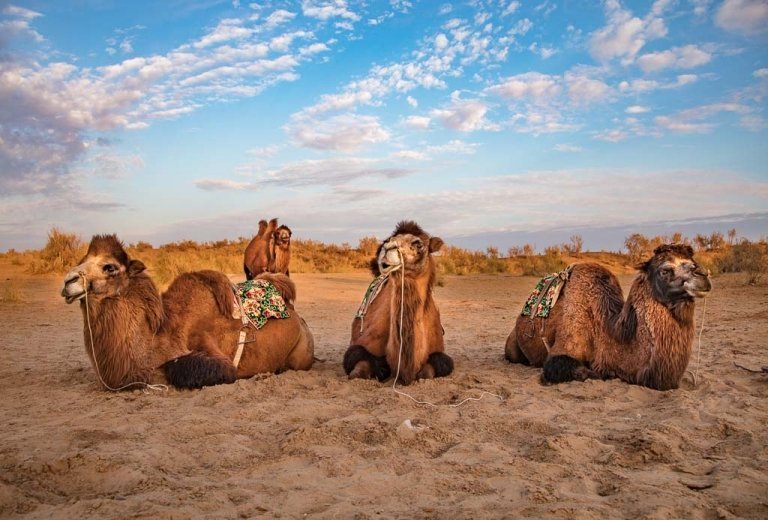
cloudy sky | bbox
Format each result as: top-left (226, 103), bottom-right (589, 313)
top-left (1, 0), bottom-right (766, 252)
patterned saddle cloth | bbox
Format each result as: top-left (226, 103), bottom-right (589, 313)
top-left (355, 274), bottom-right (389, 320)
top-left (232, 279), bottom-right (290, 329)
top-left (521, 265), bottom-right (574, 318)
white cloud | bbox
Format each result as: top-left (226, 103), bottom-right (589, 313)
top-left (754, 68), bottom-right (768, 78)
top-left (690, 0), bottom-right (712, 16)
top-left (264, 9), bottom-right (296, 28)
top-left (502, 1), bottom-right (521, 16)
top-left (565, 73), bottom-right (612, 106)
top-left (2, 5), bottom-right (42, 19)
top-left (287, 114), bottom-right (390, 150)
top-left (430, 96), bottom-right (493, 132)
top-left (392, 150), bottom-right (429, 160)
top-left (588, 1), bottom-right (672, 64)
top-left (655, 116), bottom-right (713, 133)
top-left (626, 105), bottom-right (650, 114)
top-left (193, 18), bottom-right (253, 49)
top-left (636, 45), bottom-right (712, 73)
top-left (715, 0), bottom-right (768, 35)
top-left (406, 96), bottom-right (418, 108)
top-left (594, 129), bottom-right (629, 142)
top-left (554, 143), bottom-right (583, 152)
top-left (404, 115), bottom-right (431, 129)
top-left (302, 1), bottom-right (361, 22)
top-left (487, 72), bottom-right (561, 104)
top-left (435, 33), bottom-right (449, 50)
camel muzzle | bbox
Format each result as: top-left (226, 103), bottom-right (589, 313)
top-left (62, 272), bottom-right (87, 304)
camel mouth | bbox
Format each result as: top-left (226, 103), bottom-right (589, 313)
top-left (63, 290), bottom-right (86, 304)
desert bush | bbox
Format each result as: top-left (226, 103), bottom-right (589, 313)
top-left (27, 228), bottom-right (84, 274)
top-left (712, 240), bottom-right (768, 285)
top-left (561, 235), bottom-right (583, 256)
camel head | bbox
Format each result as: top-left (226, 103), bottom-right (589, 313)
top-left (374, 221), bottom-right (443, 277)
top-left (641, 244), bottom-right (712, 303)
top-left (61, 235), bottom-right (147, 304)
top-left (274, 225), bottom-right (292, 249)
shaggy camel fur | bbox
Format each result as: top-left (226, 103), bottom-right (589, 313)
top-left (343, 221), bottom-right (453, 385)
top-left (244, 219), bottom-right (277, 280)
top-left (505, 244), bottom-right (711, 390)
top-left (269, 224), bottom-right (292, 276)
top-left (62, 235), bottom-right (314, 390)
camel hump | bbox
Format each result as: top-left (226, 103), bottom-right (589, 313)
top-left (188, 270), bottom-right (236, 318)
top-left (255, 272), bottom-right (296, 304)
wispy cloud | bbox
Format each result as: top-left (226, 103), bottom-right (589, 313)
top-left (715, 0), bottom-right (768, 35)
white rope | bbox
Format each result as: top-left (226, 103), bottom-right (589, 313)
top-left (388, 250), bottom-right (504, 408)
top-left (687, 296), bottom-right (708, 387)
top-left (81, 273), bottom-right (167, 393)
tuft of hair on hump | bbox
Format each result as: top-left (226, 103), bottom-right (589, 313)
top-left (393, 220), bottom-right (426, 237)
top-left (87, 234), bottom-right (129, 266)
top-left (256, 272), bottom-right (296, 304)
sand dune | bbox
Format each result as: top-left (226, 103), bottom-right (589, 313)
top-left (0, 267), bottom-right (766, 518)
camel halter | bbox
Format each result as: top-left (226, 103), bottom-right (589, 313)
top-left (686, 296), bottom-right (708, 387)
top-left (80, 272), bottom-right (167, 393)
top-left (388, 249), bottom-right (504, 408)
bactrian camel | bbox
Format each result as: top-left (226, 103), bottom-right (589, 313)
top-left (505, 244), bottom-right (711, 390)
top-left (343, 221), bottom-right (453, 385)
top-left (61, 235), bottom-right (314, 390)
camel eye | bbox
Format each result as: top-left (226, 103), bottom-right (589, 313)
top-left (413, 239), bottom-right (423, 250)
top-left (103, 264), bottom-right (118, 275)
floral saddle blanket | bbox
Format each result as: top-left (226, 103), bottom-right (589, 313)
top-left (521, 265), bottom-right (574, 319)
top-left (232, 279), bottom-right (290, 329)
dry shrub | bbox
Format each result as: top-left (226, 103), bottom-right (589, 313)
top-left (27, 228), bottom-right (84, 274)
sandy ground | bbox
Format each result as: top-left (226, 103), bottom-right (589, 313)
top-left (0, 265), bottom-right (767, 519)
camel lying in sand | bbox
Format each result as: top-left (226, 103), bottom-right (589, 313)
top-left (61, 235), bottom-right (314, 390)
top-left (343, 221), bottom-right (453, 385)
top-left (505, 244), bottom-right (711, 390)
top-left (244, 219), bottom-right (292, 279)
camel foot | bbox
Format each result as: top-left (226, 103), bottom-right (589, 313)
top-left (541, 355), bottom-right (591, 385)
top-left (343, 345), bottom-right (391, 382)
top-left (162, 351), bottom-right (237, 389)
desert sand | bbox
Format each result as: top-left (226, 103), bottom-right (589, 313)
top-left (1, 264), bottom-right (767, 519)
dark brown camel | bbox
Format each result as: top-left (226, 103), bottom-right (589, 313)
top-left (505, 244), bottom-right (712, 390)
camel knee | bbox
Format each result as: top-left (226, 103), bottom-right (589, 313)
top-left (286, 327), bottom-right (314, 371)
top-left (504, 332), bottom-right (529, 365)
top-left (541, 355), bottom-right (588, 385)
top-left (162, 351), bottom-right (237, 389)
top-left (343, 345), bottom-right (391, 382)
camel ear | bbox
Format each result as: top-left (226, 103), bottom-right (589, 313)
top-left (128, 259), bottom-right (146, 276)
top-left (429, 237), bottom-right (444, 253)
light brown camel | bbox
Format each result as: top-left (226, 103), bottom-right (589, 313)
top-left (504, 244), bottom-right (711, 390)
top-left (244, 218), bottom-right (277, 280)
top-left (343, 221), bottom-right (453, 385)
top-left (61, 234), bottom-right (314, 390)
top-left (269, 224), bottom-right (292, 276)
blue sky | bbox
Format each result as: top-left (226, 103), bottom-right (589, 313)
top-left (0, 0), bottom-right (766, 252)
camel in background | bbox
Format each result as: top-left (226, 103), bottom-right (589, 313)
top-left (244, 219), bottom-right (292, 279)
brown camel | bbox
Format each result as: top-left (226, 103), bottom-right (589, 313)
top-left (244, 218), bottom-right (277, 280)
top-left (269, 224), bottom-right (292, 276)
top-left (343, 221), bottom-right (453, 385)
top-left (504, 244), bottom-right (712, 390)
top-left (61, 234), bottom-right (314, 390)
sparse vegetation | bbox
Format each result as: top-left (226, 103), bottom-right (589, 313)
top-left (4, 227), bottom-right (766, 286)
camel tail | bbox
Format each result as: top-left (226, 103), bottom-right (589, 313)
top-left (256, 272), bottom-right (296, 304)
top-left (162, 352), bottom-right (237, 388)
